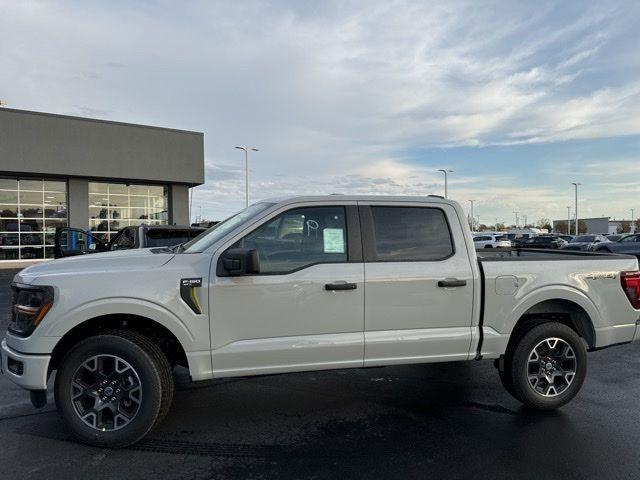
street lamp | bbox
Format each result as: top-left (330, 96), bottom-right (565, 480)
top-left (566, 206), bottom-right (571, 235)
top-left (437, 169), bottom-right (453, 198)
top-left (235, 146), bottom-right (259, 207)
top-left (468, 200), bottom-right (475, 231)
top-left (631, 208), bottom-right (636, 233)
top-left (572, 182), bottom-right (581, 236)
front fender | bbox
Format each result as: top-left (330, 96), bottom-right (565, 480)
top-left (44, 297), bottom-right (196, 346)
top-left (8, 297), bottom-right (202, 356)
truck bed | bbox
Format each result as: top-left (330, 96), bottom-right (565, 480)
top-left (477, 248), bottom-right (635, 261)
top-left (476, 248), bottom-right (639, 357)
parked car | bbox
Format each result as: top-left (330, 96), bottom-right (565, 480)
top-left (3, 195), bottom-right (640, 448)
top-left (592, 234), bottom-right (640, 256)
top-left (560, 235), bottom-right (609, 251)
top-left (604, 234), bottom-right (625, 242)
top-left (54, 224), bottom-right (206, 258)
top-left (517, 235), bottom-right (566, 249)
top-left (473, 234), bottom-right (511, 248)
top-left (558, 235), bottom-right (574, 242)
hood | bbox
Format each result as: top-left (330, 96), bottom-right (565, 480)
top-left (16, 248), bottom-right (175, 284)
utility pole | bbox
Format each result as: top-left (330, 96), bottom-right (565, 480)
top-left (437, 169), bottom-right (453, 198)
top-left (566, 206), bottom-right (571, 235)
top-left (572, 182), bottom-right (581, 236)
top-left (235, 146), bottom-right (259, 207)
top-left (468, 200), bottom-right (475, 231)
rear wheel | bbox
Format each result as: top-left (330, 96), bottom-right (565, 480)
top-left (501, 322), bottom-right (587, 410)
top-left (54, 331), bottom-right (174, 447)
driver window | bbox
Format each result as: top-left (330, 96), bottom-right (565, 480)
top-left (238, 206), bottom-right (348, 274)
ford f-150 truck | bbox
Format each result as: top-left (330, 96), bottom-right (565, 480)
top-left (2, 195), bottom-right (640, 447)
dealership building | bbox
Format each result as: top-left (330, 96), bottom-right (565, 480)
top-left (0, 108), bottom-right (204, 261)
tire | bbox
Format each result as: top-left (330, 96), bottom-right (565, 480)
top-left (54, 330), bottom-right (174, 448)
top-left (504, 322), bottom-right (587, 410)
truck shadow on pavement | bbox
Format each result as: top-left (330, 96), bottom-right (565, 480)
top-left (17, 360), bottom-right (613, 480)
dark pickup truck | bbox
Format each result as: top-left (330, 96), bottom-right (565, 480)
top-left (54, 224), bottom-right (206, 258)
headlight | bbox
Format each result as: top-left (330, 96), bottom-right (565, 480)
top-left (8, 283), bottom-right (54, 337)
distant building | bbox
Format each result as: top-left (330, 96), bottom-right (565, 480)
top-left (1, 108), bottom-right (204, 261)
top-left (552, 217), bottom-right (636, 235)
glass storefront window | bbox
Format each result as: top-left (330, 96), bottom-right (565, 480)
top-left (0, 177), bottom-right (68, 260)
top-left (88, 182), bottom-right (168, 241)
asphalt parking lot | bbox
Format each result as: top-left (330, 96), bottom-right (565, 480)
top-left (1, 268), bottom-right (640, 479)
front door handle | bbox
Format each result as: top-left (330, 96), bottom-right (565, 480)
top-left (437, 278), bottom-right (467, 288)
top-left (325, 282), bottom-right (357, 291)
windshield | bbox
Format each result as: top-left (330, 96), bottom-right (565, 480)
top-left (182, 202), bottom-right (275, 253)
top-left (572, 236), bottom-right (595, 242)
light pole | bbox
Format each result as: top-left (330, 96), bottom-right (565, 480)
top-left (437, 169), bottom-right (453, 198)
top-left (566, 206), bottom-right (571, 235)
top-left (235, 146), bottom-right (259, 207)
top-left (631, 208), bottom-right (636, 233)
top-left (468, 200), bottom-right (475, 231)
top-left (572, 182), bottom-right (581, 235)
top-left (513, 211), bottom-right (519, 229)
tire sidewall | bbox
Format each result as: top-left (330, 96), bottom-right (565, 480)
top-left (511, 323), bottom-right (587, 409)
top-left (54, 335), bottom-right (163, 447)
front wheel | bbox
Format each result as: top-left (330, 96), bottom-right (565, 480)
top-left (502, 322), bottom-right (587, 410)
top-left (54, 330), bottom-right (174, 447)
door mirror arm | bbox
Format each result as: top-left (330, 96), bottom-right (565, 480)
top-left (217, 248), bottom-right (260, 276)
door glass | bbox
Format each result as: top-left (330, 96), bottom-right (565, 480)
top-left (239, 206), bottom-right (348, 273)
top-left (369, 206), bottom-right (453, 261)
top-left (58, 229), bottom-right (104, 253)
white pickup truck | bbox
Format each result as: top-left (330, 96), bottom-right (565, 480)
top-left (2, 195), bottom-right (640, 447)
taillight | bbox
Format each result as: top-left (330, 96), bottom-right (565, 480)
top-left (621, 271), bottom-right (640, 309)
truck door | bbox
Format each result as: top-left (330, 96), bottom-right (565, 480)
top-left (359, 202), bottom-right (475, 365)
top-left (209, 203), bottom-right (364, 376)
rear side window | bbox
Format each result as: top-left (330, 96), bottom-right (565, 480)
top-left (369, 206), bottom-right (453, 261)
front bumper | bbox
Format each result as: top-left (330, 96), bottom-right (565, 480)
top-left (1, 339), bottom-right (50, 391)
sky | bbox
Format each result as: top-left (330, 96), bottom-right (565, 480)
top-left (1, 0), bottom-right (640, 225)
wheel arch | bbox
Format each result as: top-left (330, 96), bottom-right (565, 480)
top-left (49, 314), bottom-right (189, 372)
top-left (506, 298), bottom-right (597, 357)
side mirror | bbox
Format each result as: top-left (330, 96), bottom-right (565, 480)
top-left (217, 248), bottom-right (260, 276)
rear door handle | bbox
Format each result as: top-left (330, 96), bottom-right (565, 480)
top-left (325, 282), bottom-right (357, 291)
top-left (437, 278), bottom-right (467, 288)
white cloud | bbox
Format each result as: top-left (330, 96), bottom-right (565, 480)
top-left (1, 0), bottom-right (639, 220)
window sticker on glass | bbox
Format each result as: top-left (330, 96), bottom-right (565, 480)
top-left (323, 228), bottom-right (345, 253)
